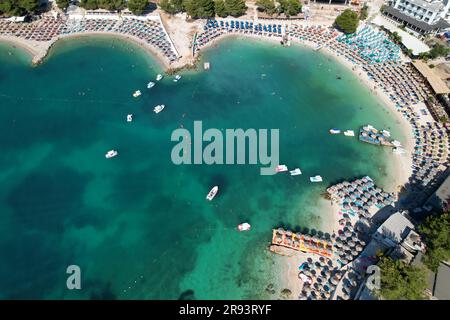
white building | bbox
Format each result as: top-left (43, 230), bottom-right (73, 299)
top-left (384, 0), bottom-right (450, 35)
top-left (392, 0), bottom-right (450, 24)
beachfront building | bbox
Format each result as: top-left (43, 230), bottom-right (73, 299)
top-left (383, 0), bottom-right (450, 35)
top-left (423, 173), bottom-right (450, 212)
top-left (372, 211), bottom-right (425, 253)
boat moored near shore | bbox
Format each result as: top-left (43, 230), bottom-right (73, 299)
top-left (309, 175), bottom-right (323, 182)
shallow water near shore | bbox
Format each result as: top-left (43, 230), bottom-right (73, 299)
top-left (0, 37), bottom-right (405, 299)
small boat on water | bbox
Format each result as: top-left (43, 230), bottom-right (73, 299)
top-left (344, 130), bottom-right (355, 137)
top-left (237, 222), bottom-right (251, 232)
top-left (206, 186), bottom-right (218, 201)
top-left (310, 175), bottom-right (323, 182)
top-left (127, 114), bottom-right (133, 122)
top-left (276, 164), bottom-right (288, 173)
top-left (381, 130), bottom-right (391, 137)
top-left (329, 128), bottom-right (341, 134)
top-left (147, 81), bottom-right (155, 89)
top-left (132, 90), bottom-right (141, 98)
top-left (156, 74), bottom-right (163, 81)
top-left (154, 104), bottom-right (165, 113)
top-left (105, 150), bottom-right (118, 159)
top-left (173, 74), bottom-right (181, 82)
top-left (290, 168), bottom-right (302, 176)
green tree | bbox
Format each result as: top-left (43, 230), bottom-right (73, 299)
top-left (18, 0), bottom-right (39, 13)
top-left (80, 0), bottom-right (99, 10)
top-left (256, 0), bottom-right (276, 16)
top-left (0, 0), bottom-right (14, 15)
top-left (184, 0), bottom-right (214, 18)
top-left (0, 0), bottom-right (40, 16)
top-left (391, 31), bottom-right (402, 44)
top-left (159, 0), bottom-right (184, 14)
top-left (359, 4), bottom-right (369, 20)
top-left (56, 0), bottom-right (71, 11)
top-left (215, 0), bottom-right (227, 17)
top-left (334, 9), bottom-right (359, 34)
top-left (224, 0), bottom-right (246, 17)
top-left (278, 0), bottom-right (301, 17)
top-left (428, 43), bottom-right (450, 59)
top-left (419, 212), bottom-right (450, 271)
top-left (127, 0), bottom-right (148, 15)
top-left (97, 0), bottom-right (125, 11)
top-left (376, 257), bottom-right (428, 300)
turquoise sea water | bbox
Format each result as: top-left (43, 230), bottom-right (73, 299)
top-left (0, 36), bottom-right (405, 299)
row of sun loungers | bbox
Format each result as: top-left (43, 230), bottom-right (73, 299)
top-left (0, 14), bottom-right (178, 63)
top-left (195, 19), bottom-right (284, 51)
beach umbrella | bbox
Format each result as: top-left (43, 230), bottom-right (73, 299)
top-left (341, 292), bottom-right (350, 300)
top-left (330, 276), bottom-right (339, 285)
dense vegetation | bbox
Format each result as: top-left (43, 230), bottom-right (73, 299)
top-left (419, 212), bottom-right (450, 271)
top-left (256, 0), bottom-right (301, 17)
top-left (127, 0), bottom-right (149, 15)
top-left (159, 0), bottom-right (247, 18)
top-left (55, 0), bottom-right (70, 11)
top-left (78, 0), bottom-right (148, 14)
top-left (376, 256), bottom-right (428, 300)
top-left (0, 0), bottom-right (40, 17)
top-left (334, 9), bottom-right (359, 34)
top-left (390, 31), bottom-right (402, 44)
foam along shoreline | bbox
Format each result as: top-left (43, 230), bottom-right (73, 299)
top-left (0, 35), bottom-right (46, 60)
top-left (0, 32), bottom-right (169, 69)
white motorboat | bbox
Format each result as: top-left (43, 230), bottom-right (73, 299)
top-left (344, 130), bottom-right (355, 137)
top-left (206, 186), bottom-right (218, 201)
top-left (329, 128), bottom-right (341, 134)
top-left (127, 114), bottom-right (133, 122)
top-left (156, 74), bottom-right (163, 81)
top-left (132, 90), bottom-right (141, 98)
top-left (309, 175), bottom-right (323, 182)
top-left (147, 81), bottom-right (155, 89)
top-left (276, 164), bottom-right (288, 173)
top-left (237, 222), bottom-right (251, 232)
top-left (105, 150), bottom-right (118, 159)
top-left (173, 74), bottom-right (181, 82)
top-left (153, 104), bottom-right (165, 113)
top-left (289, 168), bottom-right (302, 176)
